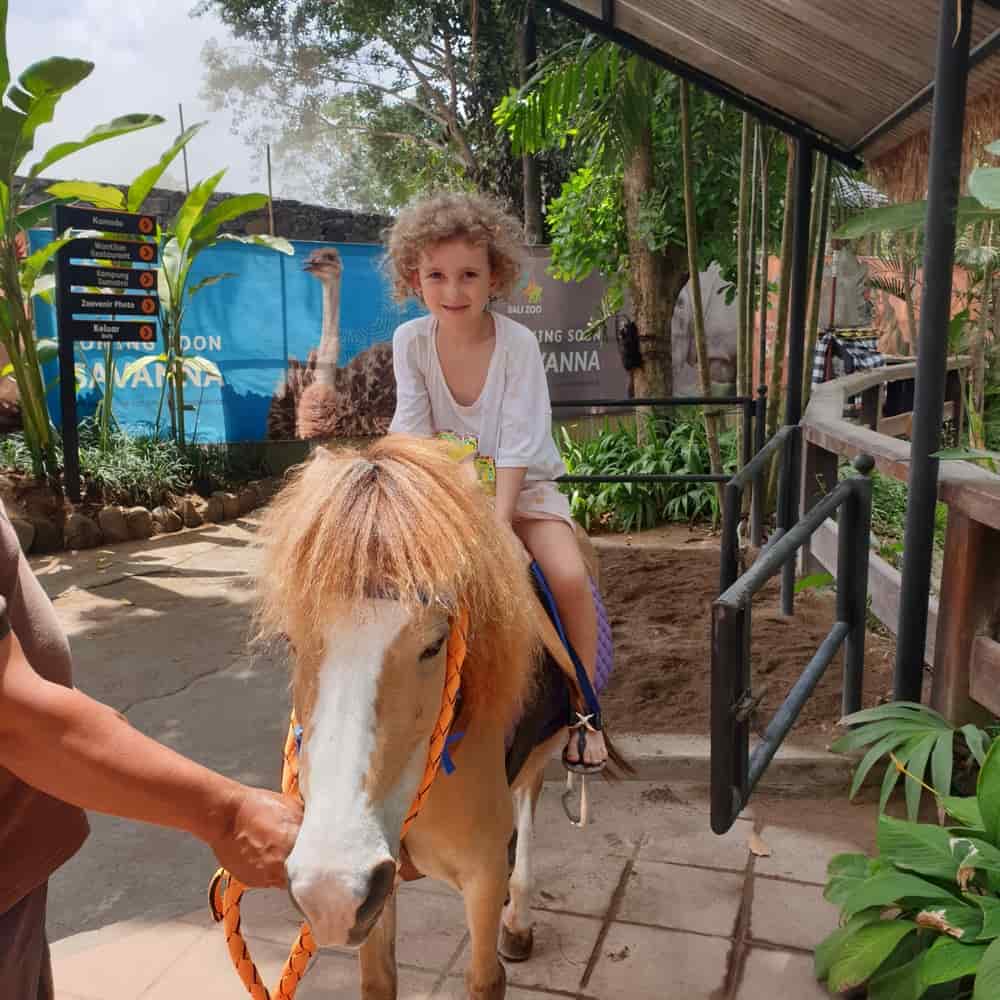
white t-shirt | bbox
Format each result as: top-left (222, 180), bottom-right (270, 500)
top-left (389, 311), bottom-right (566, 483)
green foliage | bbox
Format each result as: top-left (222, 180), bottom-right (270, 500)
top-left (544, 165), bottom-right (626, 307)
top-left (495, 34), bottom-right (787, 311)
top-left (0, 425), bottom-right (266, 508)
top-left (51, 126), bottom-right (293, 448)
top-left (846, 470), bottom-right (947, 566)
top-left (818, 738), bottom-right (1000, 997)
top-left (0, 5), bottom-right (162, 480)
top-left (969, 141), bottom-right (1000, 210)
top-left (197, 0), bottom-right (577, 213)
top-left (831, 701), bottom-right (991, 821)
top-left (795, 571), bottom-right (834, 594)
top-left (833, 197), bottom-right (1000, 242)
top-left (557, 412), bottom-right (737, 532)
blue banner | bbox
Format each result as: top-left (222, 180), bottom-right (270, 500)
top-left (30, 231), bottom-right (422, 443)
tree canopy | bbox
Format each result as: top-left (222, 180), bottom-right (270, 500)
top-left (197, 0), bottom-right (578, 214)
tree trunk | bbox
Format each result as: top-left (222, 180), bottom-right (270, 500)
top-left (680, 80), bottom-right (724, 512)
top-left (623, 128), bottom-right (685, 440)
top-left (519, 2), bottom-right (544, 244)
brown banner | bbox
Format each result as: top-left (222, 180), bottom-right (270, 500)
top-left (496, 248), bottom-right (629, 408)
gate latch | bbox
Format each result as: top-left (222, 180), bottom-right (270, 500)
top-left (733, 686), bottom-right (768, 723)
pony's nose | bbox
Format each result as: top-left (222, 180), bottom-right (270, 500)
top-left (348, 860), bottom-right (397, 943)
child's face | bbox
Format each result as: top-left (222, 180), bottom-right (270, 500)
top-left (413, 238), bottom-right (495, 332)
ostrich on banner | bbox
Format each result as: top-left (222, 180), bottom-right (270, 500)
top-left (266, 247), bottom-right (397, 441)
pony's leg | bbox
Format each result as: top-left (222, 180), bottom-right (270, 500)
top-left (461, 851), bottom-right (509, 1000)
top-left (500, 769), bottom-right (544, 961)
top-left (359, 889), bottom-right (397, 1000)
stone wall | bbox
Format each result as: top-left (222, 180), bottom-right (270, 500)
top-left (17, 177), bottom-right (391, 244)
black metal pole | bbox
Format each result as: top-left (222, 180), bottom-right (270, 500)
top-left (53, 205), bottom-right (80, 503)
top-left (57, 326), bottom-right (80, 503)
top-left (894, 0), bottom-right (974, 703)
top-left (779, 140), bottom-right (814, 615)
top-left (839, 456), bottom-right (875, 716)
top-left (711, 601), bottom-right (750, 834)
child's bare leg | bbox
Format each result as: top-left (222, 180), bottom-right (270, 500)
top-left (512, 518), bottom-right (606, 767)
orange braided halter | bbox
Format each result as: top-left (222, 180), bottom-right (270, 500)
top-left (208, 608), bottom-right (469, 1000)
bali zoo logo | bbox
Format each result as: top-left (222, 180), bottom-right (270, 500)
top-left (507, 272), bottom-right (543, 315)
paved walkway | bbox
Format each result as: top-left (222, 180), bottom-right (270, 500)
top-left (31, 517), bottom-right (875, 999)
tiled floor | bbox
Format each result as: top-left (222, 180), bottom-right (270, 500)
top-left (51, 781), bottom-right (876, 999)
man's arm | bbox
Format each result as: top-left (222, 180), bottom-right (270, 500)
top-left (0, 616), bottom-right (300, 888)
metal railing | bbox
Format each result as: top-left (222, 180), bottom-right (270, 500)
top-left (719, 422), bottom-right (798, 611)
top-left (552, 391), bottom-right (767, 494)
top-left (710, 454), bottom-right (874, 834)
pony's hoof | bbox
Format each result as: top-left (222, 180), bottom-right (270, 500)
top-left (498, 923), bottom-right (534, 962)
top-left (466, 960), bottom-right (506, 999)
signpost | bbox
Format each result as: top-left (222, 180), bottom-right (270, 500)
top-left (54, 206), bottom-right (159, 501)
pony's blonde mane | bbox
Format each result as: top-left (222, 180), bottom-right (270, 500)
top-left (255, 435), bottom-right (539, 727)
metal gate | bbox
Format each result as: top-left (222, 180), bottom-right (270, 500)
top-left (711, 436), bottom-right (875, 833)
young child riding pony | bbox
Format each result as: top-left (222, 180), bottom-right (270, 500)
top-left (385, 191), bottom-right (607, 772)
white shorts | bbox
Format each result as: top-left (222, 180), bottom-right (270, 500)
top-left (513, 480), bottom-right (575, 531)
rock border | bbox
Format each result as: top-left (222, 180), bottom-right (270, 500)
top-left (7, 479), bottom-right (281, 555)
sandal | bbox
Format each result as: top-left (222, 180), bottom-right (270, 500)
top-left (562, 711), bottom-right (607, 775)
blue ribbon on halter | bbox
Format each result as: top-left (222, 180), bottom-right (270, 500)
top-left (297, 722), bottom-right (465, 777)
top-left (441, 730), bottom-right (465, 775)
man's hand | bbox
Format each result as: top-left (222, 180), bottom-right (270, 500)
top-left (210, 787), bottom-right (303, 888)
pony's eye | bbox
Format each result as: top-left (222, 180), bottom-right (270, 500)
top-left (419, 635), bottom-right (447, 661)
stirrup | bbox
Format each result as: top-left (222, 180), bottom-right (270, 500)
top-left (561, 771), bottom-right (590, 827)
top-left (561, 711), bottom-right (607, 776)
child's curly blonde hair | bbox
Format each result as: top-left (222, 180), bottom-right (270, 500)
top-left (384, 191), bottom-right (524, 303)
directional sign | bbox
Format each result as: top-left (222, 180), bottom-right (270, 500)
top-left (63, 318), bottom-right (159, 343)
top-left (53, 206), bottom-right (162, 502)
top-left (65, 264), bottom-right (158, 293)
top-left (55, 206), bottom-right (160, 344)
top-left (69, 292), bottom-right (159, 317)
top-left (67, 237), bottom-right (159, 268)
top-left (55, 205), bottom-right (157, 237)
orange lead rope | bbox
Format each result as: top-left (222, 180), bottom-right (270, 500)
top-left (208, 608), bottom-right (470, 1000)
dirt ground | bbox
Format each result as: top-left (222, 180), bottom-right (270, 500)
top-left (595, 524), bottom-right (897, 746)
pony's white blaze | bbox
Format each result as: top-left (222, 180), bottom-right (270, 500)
top-left (285, 600), bottom-right (422, 948)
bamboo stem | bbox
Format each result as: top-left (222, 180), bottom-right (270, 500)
top-left (679, 80), bottom-right (724, 514)
top-left (736, 112), bottom-right (752, 427)
top-left (802, 155), bottom-right (833, 410)
top-left (766, 138), bottom-right (796, 441)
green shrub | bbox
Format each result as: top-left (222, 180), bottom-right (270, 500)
top-left (558, 410), bottom-right (738, 532)
top-left (838, 470), bottom-right (948, 567)
top-left (832, 701), bottom-right (991, 821)
top-left (78, 426), bottom-right (191, 508)
top-left (0, 426), bottom-right (268, 509)
top-left (818, 738), bottom-right (1000, 998)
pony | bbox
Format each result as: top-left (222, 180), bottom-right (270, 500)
top-left (254, 434), bottom-right (612, 999)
